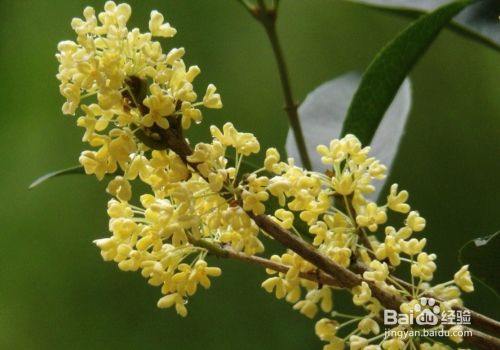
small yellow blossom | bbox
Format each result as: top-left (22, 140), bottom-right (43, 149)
top-left (358, 317), bottom-right (380, 335)
top-left (328, 247), bottom-right (352, 268)
top-left (375, 235), bottom-right (401, 265)
top-left (106, 176), bottom-right (132, 202)
top-left (352, 281), bottom-right (372, 306)
top-left (454, 265), bottom-right (474, 293)
top-left (203, 84), bottom-right (223, 109)
top-left (332, 171), bottom-right (356, 195)
top-left (406, 211), bottom-right (426, 232)
top-left (387, 184), bottom-right (410, 213)
top-left (356, 202), bottom-right (387, 232)
top-left (149, 10), bottom-right (176, 37)
top-left (262, 276), bottom-right (287, 299)
top-left (411, 252), bottom-right (437, 281)
top-left (349, 335), bottom-right (368, 350)
top-left (449, 325), bottom-right (464, 343)
top-left (315, 318), bottom-right (338, 342)
top-left (324, 337), bottom-right (345, 350)
top-left (210, 123), bottom-right (260, 156)
top-left (382, 338), bottom-right (405, 350)
top-left (363, 260), bottom-right (389, 282)
top-left (273, 209), bottom-right (294, 229)
top-left (399, 238), bottom-right (427, 256)
top-left (293, 299), bottom-right (318, 319)
top-left (157, 292), bottom-right (187, 317)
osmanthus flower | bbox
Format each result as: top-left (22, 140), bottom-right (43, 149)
top-left (59, 2), bottom-right (476, 347)
top-left (454, 265), bottom-right (474, 293)
top-left (57, 1), bottom-right (222, 181)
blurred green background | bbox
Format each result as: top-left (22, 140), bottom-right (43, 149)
top-left (0, 0), bottom-right (499, 349)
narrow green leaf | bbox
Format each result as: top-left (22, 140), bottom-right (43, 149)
top-left (459, 231), bottom-right (500, 298)
top-left (341, 0), bottom-right (472, 145)
top-left (29, 165), bottom-right (85, 190)
top-left (345, 0), bottom-right (500, 52)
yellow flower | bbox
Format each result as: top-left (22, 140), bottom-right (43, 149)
top-left (264, 148), bottom-right (286, 174)
top-left (106, 176), bottom-right (132, 202)
top-left (190, 260), bottom-right (222, 289)
top-left (272, 209), bottom-right (294, 229)
top-left (375, 235), bottom-right (401, 265)
top-left (149, 10), bottom-right (177, 37)
top-left (329, 247), bottom-right (352, 268)
top-left (349, 335), bottom-right (368, 350)
top-left (356, 202), bottom-right (387, 232)
top-left (317, 139), bottom-right (346, 165)
top-left (363, 260), bottom-right (389, 282)
top-left (352, 281), bottom-right (372, 305)
top-left (332, 171), bottom-right (356, 195)
top-left (406, 211), bottom-right (426, 232)
top-left (293, 299), bottom-right (318, 319)
top-left (142, 84), bottom-right (175, 129)
top-left (454, 265), bottom-right (474, 293)
top-left (315, 318), bottom-right (339, 342)
top-left (448, 325), bottom-right (464, 343)
top-left (382, 338), bottom-right (405, 350)
top-left (324, 337), bottom-right (345, 350)
top-left (262, 277), bottom-right (287, 299)
top-left (399, 238), bottom-right (427, 256)
top-left (210, 123), bottom-right (260, 156)
top-left (358, 317), bottom-right (380, 335)
top-left (157, 292), bottom-right (187, 317)
top-left (203, 84), bottom-right (223, 109)
top-left (411, 252), bottom-right (437, 281)
top-left (386, 184), bottom-right (410, 213)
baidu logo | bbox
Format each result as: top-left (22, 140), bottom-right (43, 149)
top-left (384, 297), bottom-right (440, 326)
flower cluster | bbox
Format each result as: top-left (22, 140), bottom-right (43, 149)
top-left (58, 2), bottom-right (475, 349)
top-left (257, 138), bottom-right (474, 349)
top-left (57, 1), bottom-right (222, 181)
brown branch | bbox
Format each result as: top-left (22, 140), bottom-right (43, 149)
top-left (464, 327), bottom-right (500, 350)
top-left (467, 309), bottom-right (500, 338)
top-left (187, 234), bottom-right (341, 288)
top-left (248, 211), bottom-right (404, 310)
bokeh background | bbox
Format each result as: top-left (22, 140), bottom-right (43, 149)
top-left (0, 0), bottom-right (499, 349)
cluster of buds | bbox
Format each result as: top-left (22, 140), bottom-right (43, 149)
top-left (57, 3), bottom-right (475, 349)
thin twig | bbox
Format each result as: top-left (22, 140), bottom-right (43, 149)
top-left (187, 234), bottom-right (341, 288)
top-left (240, 0), bottom-right (312, 170)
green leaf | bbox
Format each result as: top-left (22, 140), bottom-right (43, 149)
top-left (345, 0), bottom-right (500, 52)
top-left (29, 165), bottom-right (86, 190)
top-left (287, 72), bottom-right (411, 199)
top-left (340, 0), bottom-right (472, 145)
top-left (459, 231), bottom-right (500, 298)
